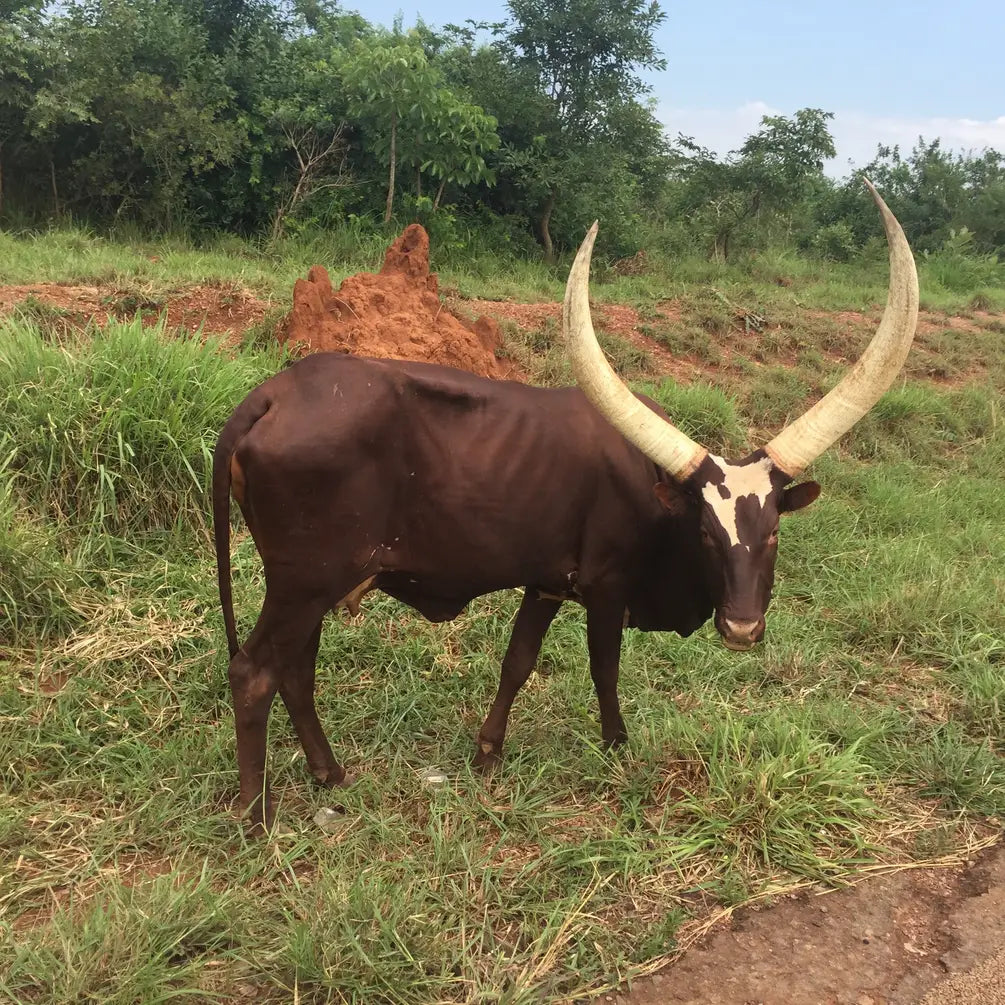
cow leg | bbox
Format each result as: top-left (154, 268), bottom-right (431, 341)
top-left (474, 591), bottom-right (562, 770)
top-left (278, 620), bottom-right (350, 788)
top-left (228, 590), bottom-right (330, 833)
top-left (586, 600), bottom-right (628, 747)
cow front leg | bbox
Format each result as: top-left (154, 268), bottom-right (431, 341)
top-left (474, 591), bottom-right (562, 770)
top-left (586, 599), bottom-right (628, 747)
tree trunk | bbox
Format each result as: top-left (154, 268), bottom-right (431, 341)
top-left (50, 158), bottom-right (60, 217)
top-left (384, 109), bottom-right (397, 224)
top-left (416, 165), bottom-right (422, 199)
top-left (536, 189), bottom-right (557, 263)
top-left (0, 142), bottom-right (4, 217)
top-left (433, 178), bottom-right (446, 211)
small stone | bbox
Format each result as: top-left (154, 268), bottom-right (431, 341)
top-left (420, 767), bottom-right (449, 786)
top-left (313, 807), bottom-right (343, 833)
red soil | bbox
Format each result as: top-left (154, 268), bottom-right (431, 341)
top-left (279, 224), bottom-right (514, 379)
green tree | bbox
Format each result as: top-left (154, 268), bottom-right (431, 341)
top-left (488, 0), bottom-right (668, 258)
top-left (0, 1), bottom-right (47, 215)
top-left (829, 139), bottom-right (1005, 254)
top-left (676, 108), bottom-right (836, 259)
top-left (27, 0), bottom-right (245, 227)
top-left (339, 36), bottom-right (498, 223)
top-left (341, 40), bottom-right (443, 223)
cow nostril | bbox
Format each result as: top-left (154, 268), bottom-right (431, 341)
top-left (724, 618), bottom-right (763, 641)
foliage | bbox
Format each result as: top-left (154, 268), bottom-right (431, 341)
top-left (820, 139), bottom-right (1005, 256)
top-left (339, 36), bottom-right (498, 222)
top-left (673, 109), bottom-right (837, 260)
top-left (0, 0), bottom-right (1003, 267)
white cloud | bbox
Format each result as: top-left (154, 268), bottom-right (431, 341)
top-left (658, 103), bottom-right (1005, 177)
top-left (660, 101), bottom-right (781, 156)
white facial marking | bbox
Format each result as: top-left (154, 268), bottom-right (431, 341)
top-left (701, 455), bottom-right (775, 550)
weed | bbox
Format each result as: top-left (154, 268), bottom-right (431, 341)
top-left (12, 295), bottom-right (80, 343)
top-left (240, 306), bottom-right (288, 352)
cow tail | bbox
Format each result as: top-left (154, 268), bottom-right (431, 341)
top-left (212, 390), bottom-right (270, 660)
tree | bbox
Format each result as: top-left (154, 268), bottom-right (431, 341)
top-left (410, 91), bottom-right (499, 209)
top-left (0, 1), bottom-right (49, 215)
top-left (830, 139), bottom-right (1005, 253)
top-left (339, 36), bottom-right (497, 223)
top-left (676, 108), bottom-right (836, 260)
top-left (269, 119), bottom-right (348, 239)
top-left (27, 0), bottom-right (245, 227)
top-left (489, 0), bottom-right (668, 258)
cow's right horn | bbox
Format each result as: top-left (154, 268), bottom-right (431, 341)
top-left (563, 221), bottom-right (708, 481)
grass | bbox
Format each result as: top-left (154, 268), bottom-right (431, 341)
top-left (0, 224), bottom-right (1004, 1002)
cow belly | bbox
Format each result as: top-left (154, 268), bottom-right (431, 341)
top-left (375, 572), bottom-right (475, 622)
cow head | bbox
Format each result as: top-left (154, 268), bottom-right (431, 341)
top-left (565, 180), bottom-right (919, 651)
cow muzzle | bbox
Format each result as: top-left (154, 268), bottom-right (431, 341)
top-left (718, 617), bottom-right (766, 651)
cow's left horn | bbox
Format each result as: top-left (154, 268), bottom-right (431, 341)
top-left (763, 179), bottom-right (919, 477)
top-left (563, 221), bottom-right (708, 480)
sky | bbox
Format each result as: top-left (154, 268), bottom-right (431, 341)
top-left (349, 0), bottom-right (1005, 177)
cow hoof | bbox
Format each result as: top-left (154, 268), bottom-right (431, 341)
top-left (312, 767), bottom-right (355, 789)
top-left (602, 733), bottom-right (628, 750)
top-left (238, 803), bottom-right (275, 839)
top-left (473, 740), bottom-right (503, 772)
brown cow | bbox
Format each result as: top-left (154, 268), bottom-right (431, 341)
top-left (213, 181), bottom-right (918, 831)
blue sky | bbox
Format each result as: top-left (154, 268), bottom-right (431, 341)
top-left (350, 0), bottom-right (1005, 175)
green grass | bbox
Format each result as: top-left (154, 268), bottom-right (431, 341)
top-left (4, 221), bottom-right (1005, 316)
top-left (1, 226), bottom-right (1004, 1002)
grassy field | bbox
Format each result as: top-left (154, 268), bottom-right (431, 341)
top-left (1, 225), bottom-right (1004, 1003)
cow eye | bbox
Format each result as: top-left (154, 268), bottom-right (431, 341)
top-left (768, 527), bottom-right (779, 545)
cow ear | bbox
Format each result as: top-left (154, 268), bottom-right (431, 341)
top-left (781, 480), bottom-right (821, 513)
top-left (654, 481), bottom-right (688, 516)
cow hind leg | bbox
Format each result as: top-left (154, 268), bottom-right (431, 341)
top-left (227, 589), bottom-right (332, 834)
top-left (278, 620), bottom-right (351, 789)
top-left (474, 591), bottom-right (561, 770)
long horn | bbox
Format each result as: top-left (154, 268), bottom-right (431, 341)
top-left (764, 179), bottom-right (919, 477)
top-left (563, 222), bottom-right (708, 480)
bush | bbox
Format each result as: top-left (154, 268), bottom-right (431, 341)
top-left (812, 222), bottom-right (858, 262)
top-left (920, 228), bottom-right (1005, 293)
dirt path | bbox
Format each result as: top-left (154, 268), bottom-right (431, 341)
top-left (610, 841), bottom-right (1005, 1005)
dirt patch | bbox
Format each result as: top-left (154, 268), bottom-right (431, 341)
top-left (612, 840), bottom-right (1005, 1005)
top-left (462, 297), bottom-right (709, 384)
top-left (279, 224), bottom-right (515, 379)
top-left (0, 281), bottom-right (269, 340)
top-left (809, 309), bottom-right (993, 338)
top-left (917, 312), bottom-right (992, 337)
top-left (159, 284), bottom-right (268, 339)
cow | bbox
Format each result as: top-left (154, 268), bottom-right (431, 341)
top-left (213, 181), bottom-right (918, 832)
